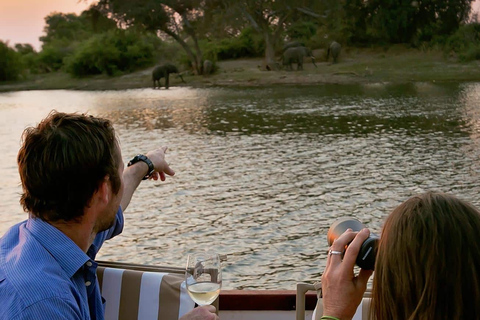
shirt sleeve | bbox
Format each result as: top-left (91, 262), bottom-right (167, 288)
top-left (12, 297), bottom-right (83, 320)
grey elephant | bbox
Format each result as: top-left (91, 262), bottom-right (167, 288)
top-left (282, 41), bottom-right (305, 52)
top-left (327, 41), bottom-right (341, 63)
top-left (203, 59), bottom-right (213, 75)
top-left (152, 63), bottom-right (185, 89)
top-left (282, 46), bottom-right (317, 71)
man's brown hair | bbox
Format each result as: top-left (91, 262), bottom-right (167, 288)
top-left (18, 111), bottom-right (122, 222)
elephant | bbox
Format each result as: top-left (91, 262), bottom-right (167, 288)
top-left (152, 63), bottom-right (185, 89)
top-left (327, 41), bottom-right (341, 63)
top-left (203, 59), bottom-right (213, 75)
top-left (282, 41), bottom-right (305, 52)
top-left (282, 46), bottom-right (317, 71)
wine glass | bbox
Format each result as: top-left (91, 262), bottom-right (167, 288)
top-left (185, 252), bottom-right (222, 306)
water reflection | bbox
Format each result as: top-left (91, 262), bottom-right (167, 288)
top-left (0, 83), bottom-right (479, 290)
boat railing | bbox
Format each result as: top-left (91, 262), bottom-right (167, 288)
top-left (296, 281), bottom-right (373, 320)
top-left (97, 260), bottom-right (186, 274)
top-left (96, 260), bottom-right (319, 320)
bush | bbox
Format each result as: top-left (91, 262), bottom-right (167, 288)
top-left (285, 20), bottom-right (318, 45)
top-left (0, 41), bottom-right (24, 81)
top-left (459, 45), bottom-right (480, 62)
top-left (444, 23), bottom-right (480, 61)
top-left (202, 27), bottom-right (264, 61)
top-left (13, 44), bottom-right (40, 74)
top-left (19, 52), bottom-right (37, 74)
top-left (37, 40), bottom-right (76, 72)
top-left (65, 30), bottom-right (161, 77)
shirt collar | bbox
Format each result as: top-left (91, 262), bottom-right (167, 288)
top-left (26, 217), bottom-right (91, 278)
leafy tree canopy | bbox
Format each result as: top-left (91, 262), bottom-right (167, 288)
top-left (96, 0), bottom-right (208, 74)
top-left (344, 0), bottom-right (475, 44)
top-left (40, 8), bottom-right (117, 47)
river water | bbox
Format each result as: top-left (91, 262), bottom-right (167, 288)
top-left (1, 83), bottom-right (480, 290)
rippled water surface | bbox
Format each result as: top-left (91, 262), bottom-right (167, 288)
top-left (1, 83), bottom-right (480, 290)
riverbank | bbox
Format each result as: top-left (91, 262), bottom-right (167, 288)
top-left (1, 46), bottom-right (480, 92)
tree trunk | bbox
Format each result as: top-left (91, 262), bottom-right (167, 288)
top-left (192, 35), bottom-right (204, 75)
top-left (161, 28), bottom-right (202, 75)
top-left (182, 13), bottom-right (205, 75)
top-left (264, 33), bottom-right (279, 71)
top-left (262, 13), bottom-right (291, 71)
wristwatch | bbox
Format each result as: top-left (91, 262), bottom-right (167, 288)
top-left (127, 154), bottom-right (155, 180)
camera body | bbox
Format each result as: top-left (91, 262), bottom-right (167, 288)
top-left (327, 218), bottom-right (378, 270)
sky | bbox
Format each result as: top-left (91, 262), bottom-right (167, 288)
top-left (0, 0), bottom-right (94, 50)
top-left (1, 0), bottom-right (480, 51)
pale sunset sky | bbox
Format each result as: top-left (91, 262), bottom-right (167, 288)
top-left (0, 0), bottom-right (94, 50)
top-left (1, 0), bottom-right (480, 51)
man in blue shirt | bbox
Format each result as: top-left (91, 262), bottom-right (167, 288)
top-left (0, 112), bottom-right (218, 320)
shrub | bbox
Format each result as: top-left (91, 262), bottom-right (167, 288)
top-left (13, 43), bottom-right (42, 75)
top-left (458, 45), bottom-right (480, 62)
top-left (0, 41), bottom-right (24, 81)
top-left (285, 20), bottom-right (318, 45)
top-left (19, 52), bottom-right (40, 74)
top-left (65, 30), bottom-right (161, 77)
top-left (37, 40), bottom-right (76, 72)
top-left (202, 27), bottom-right (265, 61)
top-left (444, 23), bottom-right (480, 61)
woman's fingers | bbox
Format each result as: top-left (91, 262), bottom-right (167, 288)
top-left (341, 228), bottom-right (370, 272)
top-left (326, 228), bottom-right (372, 273)
top-left (327, 229), bottom-right (356, 265)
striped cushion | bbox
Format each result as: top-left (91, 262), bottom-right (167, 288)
top-left (97, 267), bottom-right (195, 320)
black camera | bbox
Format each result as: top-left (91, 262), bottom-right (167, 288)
top-left (327, 218), bottom-right (378, 270)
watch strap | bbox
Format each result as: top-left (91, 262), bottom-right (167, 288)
top-left (128, 154), bottom-right (155, 180)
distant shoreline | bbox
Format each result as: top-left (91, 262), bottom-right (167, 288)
top-left (2, 48), bottom-right (480, 93)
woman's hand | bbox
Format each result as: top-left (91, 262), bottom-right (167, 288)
top-left (321, 228), bottom-right (373, 320)
top-left (179, 305), bottom-right (219, 320)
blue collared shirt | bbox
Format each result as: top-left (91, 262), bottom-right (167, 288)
top-left (0, 208), bottom-right (124, 320)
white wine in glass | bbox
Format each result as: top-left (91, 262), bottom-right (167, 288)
top-left (185, 253), bottom-right (222, 306)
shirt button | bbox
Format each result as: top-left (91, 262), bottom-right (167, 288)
top-left (86, 261), bottom-right (93, 267)
top-left (85, 281), bottom-right (92, 287)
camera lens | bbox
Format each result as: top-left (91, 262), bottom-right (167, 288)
top-left (327, 218), bottom-right (378, 270)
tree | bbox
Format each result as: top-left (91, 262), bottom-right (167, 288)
top-left (96, 0), bottom-right (207, 74)
top-left (343, 0), bottom-right (475, 44)
top-left (40, 13), bottom-right (91, 45)
top-left (418, 0), bottom-right (474, 38)
top-left (0, 41), bottom-right (24, 81)
top-left (365, 0), bottom-right (418, 43)
top-left (64, 30), bottom-right (160, 77)
top-left (341, 0), bottom-right (364, 44)
top-left (14, 44), bottom-right (36, 55)
top-left (37, 10), bottom-right (119, 72)
top-left (14, 43), bottom-right (39, 74)
top-left (40, 9), bottom-right (117, 46)
top-left (219, 0), bottom-right (322, 70)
